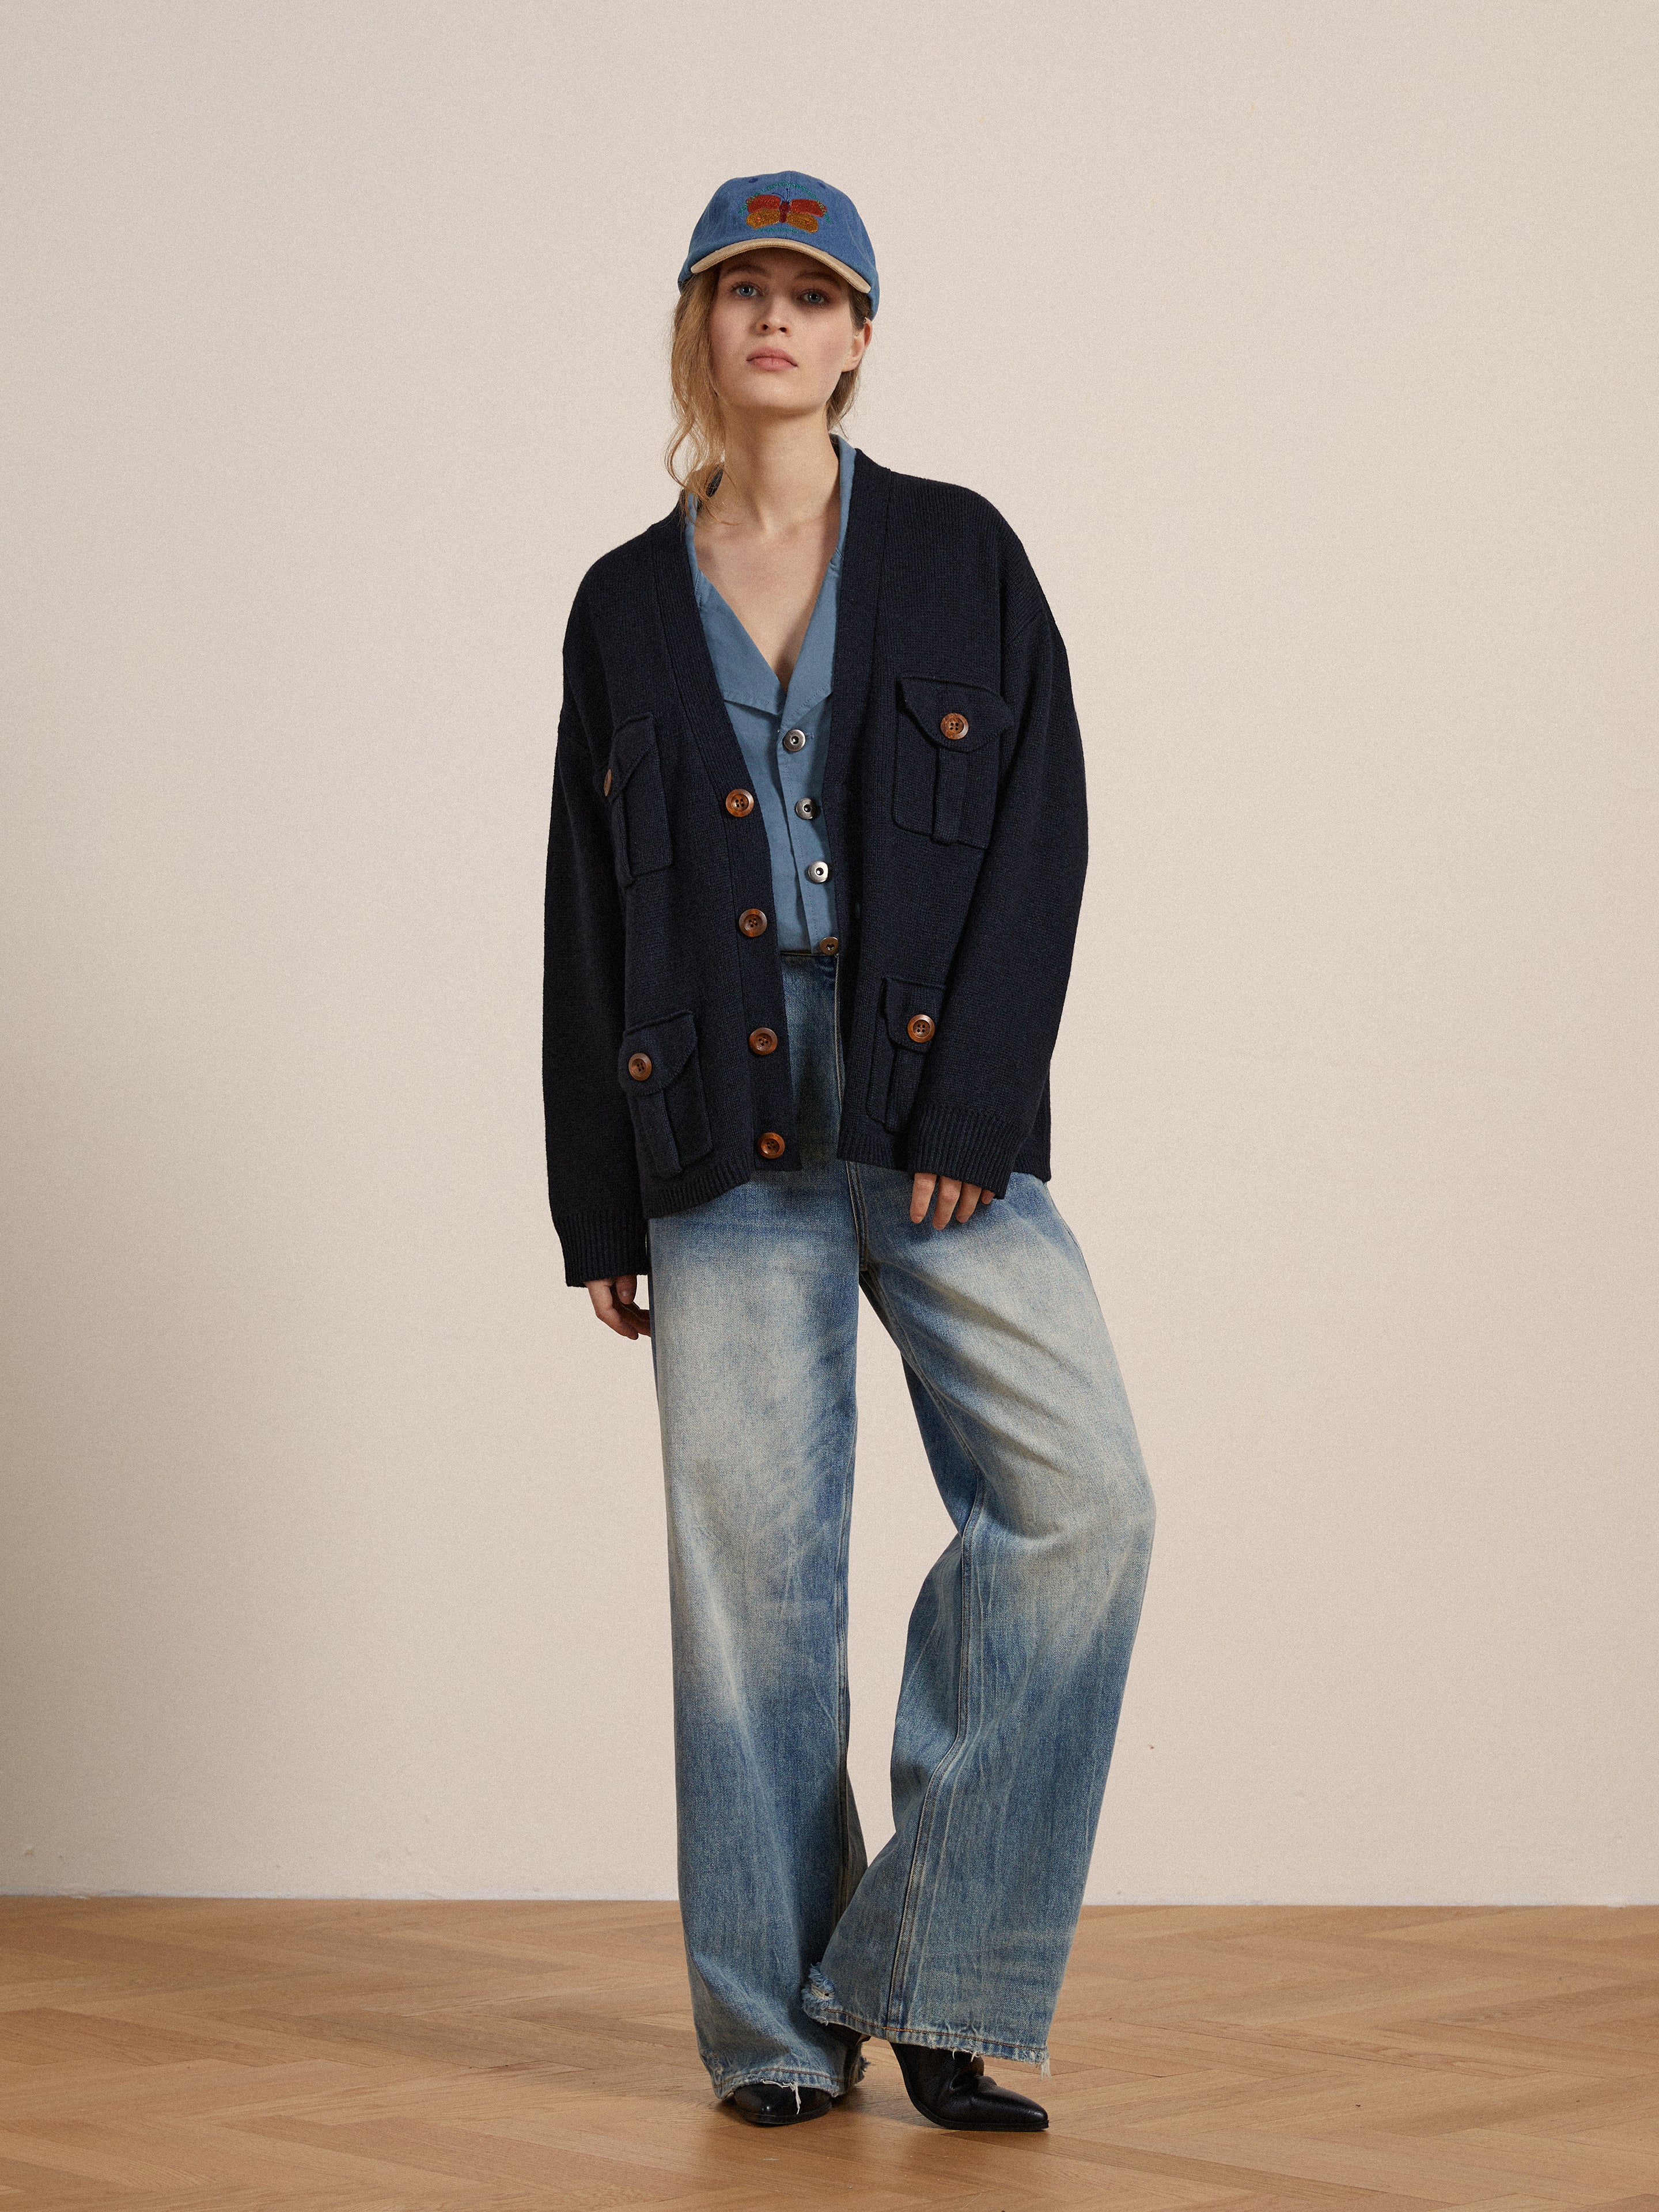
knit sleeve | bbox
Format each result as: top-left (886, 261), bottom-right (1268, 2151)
top-left (903, 585), bottom-right (1088, 1196)
top-left (542, 596), bottom-right (650, 1286)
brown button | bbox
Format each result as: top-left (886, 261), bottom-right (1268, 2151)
top-left (627, 1052), bottom-right (653, 1080)
top-left (939, 712), bottom-right (969, 741)
top-left (906, 1013), bottom-right (935, 1044)
top-left (725, 788), bottom-right (755, 817)
top-left (748, 1027), bottom-right (778, 1055)
top-left (819, 936), bottom-right (839, 955)
top-left (756, 1131), bottom-right (786, 1159)
top-left (738, 908), bottom-right (768, 936)
top-left (603, 767), bottom-right (614, 795)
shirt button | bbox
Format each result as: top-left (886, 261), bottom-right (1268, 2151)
top-left (748, 1027), bottom-right (778, 1055)
top-left (940, 712), bottom-right (969, 740)
top-left (906, 1014), bottom-right (936, 1044)
top-left (805, 860), bottom-right (831, 883)
top-left (819, 935), bottom-right (839, 955)
top-left (725, 788), bottom-right (756, 817)
top-left (794, 796), bottom-right (819, 819)
top-left (782, 727), bottom-right (807, 752)
top-left (737, 908), bottom-right (768, 936)
top-left (627, 1052), bottom-right (654, 1079)
top-left (756, 1131), bottom-right (786, 1159)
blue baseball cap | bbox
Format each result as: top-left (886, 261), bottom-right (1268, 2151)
top-left (677, 171), bottom-right (879, 316)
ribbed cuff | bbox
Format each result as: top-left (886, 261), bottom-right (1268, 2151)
top-left (903, 1106), bottom-right (1025, 1198)
top-left (555, 1205), bottom-right (650, 1288)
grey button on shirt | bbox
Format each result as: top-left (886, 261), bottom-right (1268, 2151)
top-left (685, 433), bottom-right (854, 951)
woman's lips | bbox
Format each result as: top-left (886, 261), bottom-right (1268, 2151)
top-left (746, 350), bottom-right (797, 369)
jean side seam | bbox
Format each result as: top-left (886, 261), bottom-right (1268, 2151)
top-left (885, 1468), bottom-right (986, 2029)
top-left (832, 1406), bottom-right (859, 1917)
top-left (863, 1272), bottom-right (992, 2032)
top-left (833, 953), bottom-right (873, 1269)
top-left (825, 950), bottom-right (866, 1915)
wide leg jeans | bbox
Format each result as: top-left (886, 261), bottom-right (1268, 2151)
top-left (646, 950), bottom-right (1155, 2099)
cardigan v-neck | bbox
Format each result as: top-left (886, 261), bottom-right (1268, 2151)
top-left (683, 434), bottom-right (855, 950)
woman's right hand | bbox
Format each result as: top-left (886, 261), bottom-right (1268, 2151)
top-left (586, 1274), bottom-right (651, 1340)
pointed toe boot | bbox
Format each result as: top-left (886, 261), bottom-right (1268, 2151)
top-left (891, 2040), bottom-right (1049, 2131)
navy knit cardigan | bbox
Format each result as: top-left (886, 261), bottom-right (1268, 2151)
top-left (543, 447), bottom-right (1088, 1288)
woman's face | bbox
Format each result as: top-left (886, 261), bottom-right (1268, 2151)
top-left (704, 248), bottom-right (872, 425)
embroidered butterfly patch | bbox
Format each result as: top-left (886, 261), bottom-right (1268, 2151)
top-left (745, 194), bottom-right (827, 233)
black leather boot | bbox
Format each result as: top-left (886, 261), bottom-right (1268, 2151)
top-left (725, 2081), bottom-right (835, 2126)
top-left (891, 2040), bottom-right (1049, 2130)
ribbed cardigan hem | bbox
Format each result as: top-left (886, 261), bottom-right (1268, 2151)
top-left (902, 1106), bottom-right (1028, 1198)
top-left (556, 1118), bottom-right (1048, 1283)
top-left (639, 1145), bottom-right (768, 1220)
top-left (554, 1205), bottom-right (650, 1289)
top-left (832, 1123), bottom-right (1050, 1190)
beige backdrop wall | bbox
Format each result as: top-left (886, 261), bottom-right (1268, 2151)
top-left (2, 0), bottom-right (1654, 1903)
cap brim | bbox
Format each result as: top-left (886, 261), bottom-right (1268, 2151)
top-left (687, 238), bottom-right (872, 297)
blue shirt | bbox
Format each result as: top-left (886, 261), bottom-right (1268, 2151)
top-left (685, 432), bottom-right (854, 952)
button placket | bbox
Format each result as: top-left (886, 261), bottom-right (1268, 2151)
top-left (730, 833), bottom-right (794, 1155)
top-left (773, 709), bottom-right (836, 944)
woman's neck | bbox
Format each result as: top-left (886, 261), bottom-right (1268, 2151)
top-left (707, 413), bottom-right (839, 538)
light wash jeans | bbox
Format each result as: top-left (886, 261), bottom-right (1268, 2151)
top-left (646, 950), bottom-right (1154, 2099)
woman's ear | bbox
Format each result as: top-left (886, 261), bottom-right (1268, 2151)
top-left (845, 317), bottom-right (874, 372)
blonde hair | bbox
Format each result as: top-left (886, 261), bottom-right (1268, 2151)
top-left (666, 264), bottom-right (872, 515)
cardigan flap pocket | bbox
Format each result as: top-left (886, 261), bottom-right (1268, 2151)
top-left (896, 676), bottom-right (1013, 756)
top-left (893, 677), bottom-right (1011, 848)
top-left (882, 975), bottom-right (945, 1050)
top-left (617, 1010), bottom-right (712, 1181)
top-left (617, 1010), bottom-right (698, 1096)
top-left (868, 975), bottom-right (945, 1135)
top-left (601, 713), bottom-right (673, 883)
top-left (604, 712), bottom-right (658, 794)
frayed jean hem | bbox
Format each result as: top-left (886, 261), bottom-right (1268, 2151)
top-left (711, 2063), bottom-right (853, 2101)
top-left (799, 1983), bottom-right (1051, 2076)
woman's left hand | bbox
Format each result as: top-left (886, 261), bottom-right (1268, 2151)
top-left (910, 1173), bottom-right (993, 1228)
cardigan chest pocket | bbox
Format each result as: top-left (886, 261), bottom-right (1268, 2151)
top-left (867, 975), bottom-right (945, 1135)
top-left (602, 714), bottom-right (673, 886)
top-left (618, 1010), bottom-right (713, 1180)
top-left (892, 676), bottom-right (1015, 849)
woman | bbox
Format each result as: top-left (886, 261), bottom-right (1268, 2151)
top-left (542, 171), bottom-right (1155, 2132)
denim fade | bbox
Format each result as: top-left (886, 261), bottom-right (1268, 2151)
top-left (646, 950), bottom-right (1155, 2099)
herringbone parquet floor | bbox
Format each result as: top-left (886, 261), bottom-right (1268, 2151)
top-left (1, 1900), bottom-right (1654, 2209)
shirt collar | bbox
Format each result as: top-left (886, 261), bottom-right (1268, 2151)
top-left (685, 433), bottom-right (855, 721)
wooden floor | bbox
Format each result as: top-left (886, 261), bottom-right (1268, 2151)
top-left (0, 1902), bottom-right (1655, 2209)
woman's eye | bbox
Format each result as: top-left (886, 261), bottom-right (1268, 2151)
top-left (731, 281), bottom-right (759, 298)
top-left (801, 290), bottom-right (828, 305)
